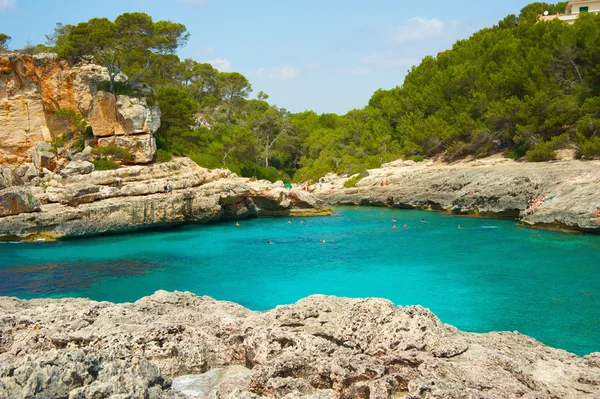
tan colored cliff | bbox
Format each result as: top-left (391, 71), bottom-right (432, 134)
top-left (0, 53), bottom-right (160, 166)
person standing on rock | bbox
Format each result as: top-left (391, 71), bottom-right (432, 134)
top-left (163, 180), bottom-right (169, 194)
top-left (169, 180), bottom-right (174, 194)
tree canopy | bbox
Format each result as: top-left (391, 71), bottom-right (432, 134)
top-left (4, 3), bottom-right (600, 182)
top-left (0, 34), bottom-right (11, 51)
top-left (56, 13), bottom-right (189, 92)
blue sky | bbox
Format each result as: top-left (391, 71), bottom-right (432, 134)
top-left (1, 0), bottom-right (536, 114)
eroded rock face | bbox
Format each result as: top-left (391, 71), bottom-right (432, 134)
top-left (0, 53), bottom-right (160, 166)
top-left (31, 142), bottom-right (56, 171)
top-left (59, 160), bottom-right (95, 177)
top-left (315, 159), bottom-right (600, 233)
top-left (0, 157), bottom-right (329, 240)
top-left (0, 167), bottom-right (23, 190)
top-left (97, 133), bottom-right (157, 164)
top-left (0, 291), bottom-right (597, 398)
top-left (0, 187), bottom-right (41, 217)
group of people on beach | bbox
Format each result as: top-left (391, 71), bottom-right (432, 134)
top-left (526, 194), bottom-right (554, 215)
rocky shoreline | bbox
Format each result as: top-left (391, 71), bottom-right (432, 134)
top-left (0, 158), bottom-right (330, 241)
top-left (314, 157), bottom-right (600, 233)
top-left (0, 291), bottom-right (598, 398)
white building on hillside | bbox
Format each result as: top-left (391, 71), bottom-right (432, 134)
top-left (539, 0), bottom-right (600, 24)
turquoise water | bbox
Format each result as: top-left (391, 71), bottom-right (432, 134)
top-left (1, 207), bottom-right (599, 356)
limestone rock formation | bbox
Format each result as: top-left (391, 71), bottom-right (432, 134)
top-left (0, 187), bottom-right (41, 217)
top-left (0, 291), bottom-right (597, 398)
top-left (0, 53), bottom-right (160, 166)
top-left (31, 142), bottom-right (56, 170)
top-left (59, 160), bottom-right (95, 177)
top-left (0, 167), bottom-right (23, 190)
top-left (0, 157), bottom-right (330, 241)
top-left (315, 158), bottom-right (600, 233)
top-left (97, 134), bottom-right (157, 164)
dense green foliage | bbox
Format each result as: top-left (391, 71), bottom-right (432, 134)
top-left (8, 4), bottom-right (600, 181)
top-left (92, 159), bottom-right (119, 170)
top-left (54, 13), bottom-right (188, 92)
top-left (362, 7), bottom-right (600, 168)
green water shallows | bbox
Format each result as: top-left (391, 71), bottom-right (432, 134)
top-left (0, 207), bottom-right (599, 355)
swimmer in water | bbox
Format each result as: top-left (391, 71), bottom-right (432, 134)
top-left (421, 218), bottom-right (425, 223)
top-left (392, 218), bottom-right (397, 222)
top-left (267, 240), bottom-right (273, 244)
top-left (236, 222), bottom-right (240, 227)
top-left (288, 220), bottom-right (292, 224)
top-left (392, 225), bottom-right (397, 229)
top-left (458, 225), bottom-right (463, 229)
top-left (301, 219), bottom-right (305, 223)
top-left (403, 224), bottom-right (407, 228)
top-left (320, 239), bottom-right (326, 243)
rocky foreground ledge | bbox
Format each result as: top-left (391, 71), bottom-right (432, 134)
top-left (0, 291), bottom-right (598, 398)
top-left (315, 158), bottom-right (600, 233)
top-left (0, 158), bottom-right (329, 241)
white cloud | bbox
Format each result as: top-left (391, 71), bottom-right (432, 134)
top-left (361, 51), bottom-right (417, 68)
top-left (209, 58), bottom-right (231, 72)
top-left (255, 65), bottom-right (298, 80)
top-left (389, 17), bottom-right (449, 43)
top-left (0, 0), bottom-right (16, 11)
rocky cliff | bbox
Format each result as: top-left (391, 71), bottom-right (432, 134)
top-left (0, 157), bottom-right (330, 241)
top-left (0, 291), bottom-right (598, 398)
top-left (314, 157), bottom-right (600, 233)
top-left (0, 53), bottom-right (160, 166)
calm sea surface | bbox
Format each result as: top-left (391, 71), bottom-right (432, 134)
top-left (1, 207), bottom-right (598, 355)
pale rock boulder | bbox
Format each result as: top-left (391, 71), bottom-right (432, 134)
top-left (59, 184), bottom-right (101, 206)
top-left (116, 95), bottom-right (161, 135)
top-left (71, 146), bottom-right (96, 163)
top-left (31, 142), bottom-right (56, 170)
top-left (0, 167), bottom-right (22, 190)
top-left (86, 91), bottom-right (118, 137)
top-left (13, 162), bottom-right (39, 182)
top-left (0, 187), bottom-right (41, 217)
top-left (97, 134), bottom-right (157, 164)
top-left (59, 160), bottom-right (94, 177)
top-left (46, 187), bottom-right (65, 203)
top-left (288, 189), bottom-right (320, 209)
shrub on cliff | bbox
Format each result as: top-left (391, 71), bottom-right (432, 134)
top-left (526, 142), bottom-right (557, 162)
top-left (92, 145), bottom-right (133, 162)
top-left (92, 159), bottom-right (119, 170)
top-left (344, 170), bottom-right (369, 188)
top-left (577, 116), bottom-right (600, 158)
top-left (155, 149), bottom-right (172, 163)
